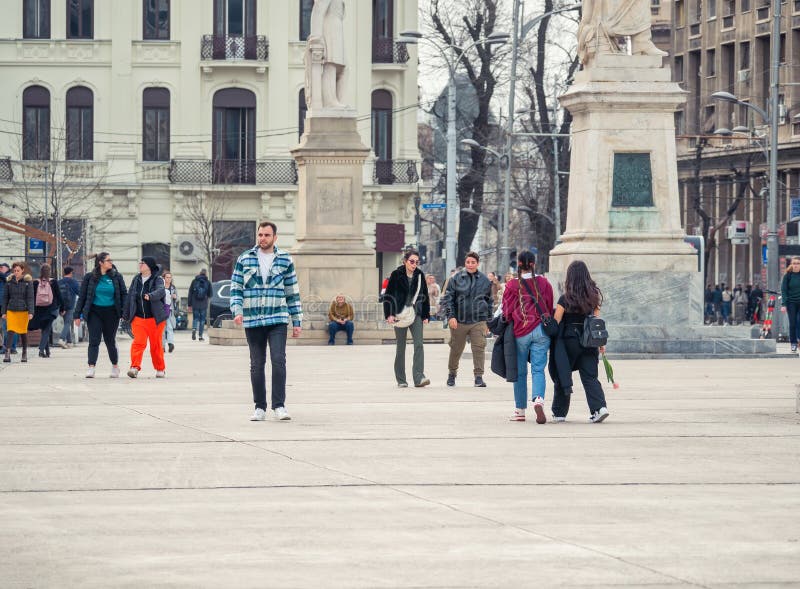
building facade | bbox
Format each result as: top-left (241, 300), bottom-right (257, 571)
top-left (0, 0), bottom-right (420, 289)
top-left (670, 0), bottom-right (800, 288)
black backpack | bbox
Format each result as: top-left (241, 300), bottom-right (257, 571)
top-left (192, 278), bottom-right (208, 301)
top-left (580, 316), bottom-right (608, 348)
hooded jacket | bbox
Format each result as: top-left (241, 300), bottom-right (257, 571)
top-left (2, 273), bottom-right (35, 314)
top-left (75, 268), bottom-right (128, 320)
top-left (124, 269), bottom-right (168, 325)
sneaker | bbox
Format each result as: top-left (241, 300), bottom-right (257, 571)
top-left (250, 408), bottom-right (267, 421)
top-left (110, 365), bottom-right (120, 379)
top-left (509, 409), bottom-right (526, 422)
top-left (446, 373), bottom-right (456, 387)
top-left (199, 336), bottom-right (205, 341)
top-left (415, 378), bottom-right (431, 388)
top-left (85, 366), bottom-right (95, 378)
top-left (792, 344), bottom-right (798, 352)
top-left (168, 343), bottom-right (174, 353)
top-left (552, 416), bottom-right (566, 423)
top-left (533, 398), bottom-right (547, 424)
top-left (274, 406), bottom-right (291, 420)
top-left (474, 376), bottom-right (486, 387)
top-left (127, 367), bottom-right (139, 379)
top-left (155, 370), bottom-right (166, 378)
top-left (192, 330), bottom-right (196, 340)
top-left (58, 340), bottom-right (67, 349)
top-left (590, 407), bottom-right (610, 423)
top-left (397, 382), bottom-right (409, 388)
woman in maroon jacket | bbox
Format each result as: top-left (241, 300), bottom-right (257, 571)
top-left (502, 251), bottom-right (554, 423)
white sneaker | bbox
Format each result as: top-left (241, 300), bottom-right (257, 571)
top-left (552, 416), bottom-right (566, 423)
top-left (58, 340), bottom-right (67, 349)
top-left (155, 371), bottom-right (166, 378)
top-left (110, 365), bottom-right (120, 379)
top-left (127, 367), bottom-right (139, 379)
top-left (250, 408), bottom-right (267, 421)
top-left (85, 366), bottom-right (95, 378)
top-left (274, 406), bottom-right (291, 420)
top-left (590, 407), bottom-right (609, 423)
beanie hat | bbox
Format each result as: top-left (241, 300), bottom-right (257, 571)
top-left (141, 256), bottom-right (159, 274)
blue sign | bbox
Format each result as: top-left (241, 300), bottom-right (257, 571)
top-left (28, 238), bottom-right (45, 254)
top-left (421, 203), bottom-right (447, 210)
top-left (763, 245), bottom-right (768, 266)
top-left (791, 198), bottom-right (800, 221)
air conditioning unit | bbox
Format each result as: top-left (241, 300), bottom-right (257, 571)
top-left (175, 235), bottom-right (200, 261)
top-left (737, 69), bottom-right (750, 82)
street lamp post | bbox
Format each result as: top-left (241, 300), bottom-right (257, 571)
top-left (399, 30), bottom-right (509, 276)
top-left (711, 0), bottom-right (782, 337)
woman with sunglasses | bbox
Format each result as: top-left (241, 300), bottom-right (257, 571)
top-left (74, 253), bottom-right (128, 378)
top-left (383, 249), bottom-right (431, 388)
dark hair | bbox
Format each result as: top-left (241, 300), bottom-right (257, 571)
top-left (258, 221), bottom-right (278, 234)
top-left (93, 252), bottom-right (110, 278)
top-left (517, 251), bottom-right (536, 272)
top-left (63, 266), bottom-right (73, 275)
top-left (11, 261), bottom-right (26, 272)
top-left (562, 260), bottom-right (603, 316)
top-left (39, 264), bottom-right (51, 280)
top-left (465, 251), bottom-right (480, 262)
top-left (403, 249), bottom-right (420, 261)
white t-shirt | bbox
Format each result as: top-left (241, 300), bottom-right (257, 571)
top-left (257, 249), bottom-right (275, 281)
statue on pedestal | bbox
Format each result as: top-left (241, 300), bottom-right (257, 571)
top-left (305, 0), bottom-right (349, 111)
top-left (578, 0), bottom-right (667, 66)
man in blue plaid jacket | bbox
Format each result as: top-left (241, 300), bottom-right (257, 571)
top-left (230, 221), bottom-right (303, 422)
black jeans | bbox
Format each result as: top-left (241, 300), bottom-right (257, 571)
top-left (87, 306), bottom-right (119, 366)
top-left (245, 323), bottom-right (287, 410)
top-left (551, 335), bottom-right (607, 418)
top-left (787, 302), bottom-right (800, 344)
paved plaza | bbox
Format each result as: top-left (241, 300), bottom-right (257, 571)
top-left (1, 332), bottom-right (799, 588)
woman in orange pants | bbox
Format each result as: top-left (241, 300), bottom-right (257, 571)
top-left (123, 257), bottom-right (168, 378)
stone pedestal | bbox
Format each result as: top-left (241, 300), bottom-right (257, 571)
top-left (290, 116), bottom-right (378, 302)
top-left (550, 55), bottom-right (775, 356)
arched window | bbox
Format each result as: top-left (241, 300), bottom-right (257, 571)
top-left (23, 0), bottom-right (51, 39)
top-left (299, 0), bottom-right (313, 41)
top-left (298, 89), bottom-right (307, 139)
top-left (143, 0), bottom-right (170, 40)
top-left (67, 0), bottom-right (93, 39)
top-left (371, 90), bottom-right (392, 161)
top-left (23, 86), bottom-right (50, 160)
top-left (66, 86), bottom-right (93, 160)
top-left (212, 88), bottom-right (256, 183)
top-left (142, 88), bottom-right (170, 161)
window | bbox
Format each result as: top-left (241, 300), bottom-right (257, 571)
top-left (675, 0), bottom-right (685, 26)
top-left (706, 49), bottom-right (716, 76)
top-left (674, 55), bottom-right (684, 82)
top-left (22, 86), bottom-right (50, 160)
top-left (708, 0), bottom-right (716, 18)
top-left (740, 41), bottom-right (750, 69)
top-left (143, 0), bottom-right (169, 40)
top-left (371, 90), bottom-right (392, 161)
top-left (675, 111), bottom-right (686, 135)
top-left (212, 88), bottom-right (256, 183)
top-left (298, 89), bottom-right (307, 139)
top-left (67, 0), bottom-right (93, 39)
top-left (66, 86), bottom-right (93, 160)
top-left (741, 0), bottom-right (750, 11)
top-left (23, 0), bottom-right (50, 39)
top-left (299, 0), bottom-right (313, 41)
top-left (142, 88), bottom-right (170, 161)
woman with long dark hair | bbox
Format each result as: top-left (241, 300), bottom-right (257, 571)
top-left (781, 256), bottom-right (800, 352)
top-left (550, 260), bottom-right (609, 423)
top-left (74, 252), bottom-right (127, 378)
top-left (2, 261), bottom-right (34, 363)
top-left (31, 264), bottom-right (64, 358)
top-left (383, 249), bottom-right (431, 387)
top-left (502, 251), bottom-right (554, 423)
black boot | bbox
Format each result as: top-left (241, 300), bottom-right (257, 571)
top-left (447, 373), bottom-right (456, 387)
top-left (20, 335), bottom-right (28, 362)
top-left (474, 376), bottom-right (486, 387)
top-left (2, 334), bottom-right (10, 362)
top-left (192, 330), bottom-right (196, 340)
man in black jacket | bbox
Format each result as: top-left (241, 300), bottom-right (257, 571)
top-left (188, 269), bottom-right (213, 341)
top-left (439, 251), bottom-right (493, 387)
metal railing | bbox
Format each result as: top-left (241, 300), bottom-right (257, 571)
top-left (373, 160), bottom-right (419, 185)
top-left (201, 34), bottom-right (269, 61)
top-left (371, 38), bottom-right (410, 64)
top-left (168, 159), bottom-right (297, 185)
top-left (0, 157), bottom-right (12, 181)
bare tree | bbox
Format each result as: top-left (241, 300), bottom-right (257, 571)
top-left (181, 191), bottom-right (246, 273)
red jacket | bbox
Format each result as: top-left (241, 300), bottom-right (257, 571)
top-left (502, 275), bottom-right (554, 338)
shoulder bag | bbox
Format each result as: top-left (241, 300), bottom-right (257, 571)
top-left (520, 277), bottom-right (559, 337)
top-left (394, 274), bottom-right (422, 328)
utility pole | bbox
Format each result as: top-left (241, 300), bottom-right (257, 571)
top-left (767, 0), bottom-right (781, 335)
top-left (43, 163), bottom-right (49, 263)
top-left (445, 74), bottom-right (457, 275)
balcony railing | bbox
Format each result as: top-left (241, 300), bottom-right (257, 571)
top-left (168, 159), bottom-right (297, 185)
top-left (0, 157), bottom-right (12, 181)
top-left (201, 34), bottom-right (269, 61)
top-left (372, 38), bottom-right (410, 64)
top-left (373, 160), bottom-right (419, 185)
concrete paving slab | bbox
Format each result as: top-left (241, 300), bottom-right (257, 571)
top-left (0, 331), bottom-right (798, 587)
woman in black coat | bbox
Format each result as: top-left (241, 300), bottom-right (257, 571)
top-left (31, 264), bottom-right (64, 358)
top-left (383, 249), bottom-right (431, 388)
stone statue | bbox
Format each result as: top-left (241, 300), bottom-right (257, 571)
top-left (578, 0), bottom-right (667, 66)
top-left (305, 0), bottom-right (348, 111)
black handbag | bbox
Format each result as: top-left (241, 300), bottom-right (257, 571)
top-left (580, 315), bottom-right (608, 348)
top-left (520, 277), bottom-right (559, 337)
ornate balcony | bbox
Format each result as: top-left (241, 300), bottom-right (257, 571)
top-left (373, 160), bottom-right (419, 185)
top-left (0, 157), bottom-right (12, 182)
top-left (371, 39), bottom-right (409, 64)
top-left (201, 34), bottom-right (269, 61)
top-left (168, 159), bottom-right (297, 185)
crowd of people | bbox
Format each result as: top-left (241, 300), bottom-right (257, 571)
top-left (703, 282), bottom-right (763, 325)
top-left (1, 255), bottom-right (212, 376)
